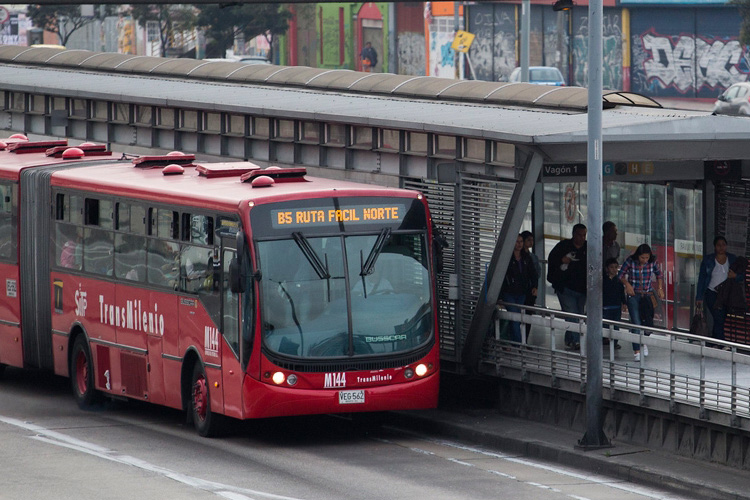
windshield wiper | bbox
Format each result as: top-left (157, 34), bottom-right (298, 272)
top-left (360, 228), bottom-right (391, 276)
top-left (292, 232), bottom-right (330, 279)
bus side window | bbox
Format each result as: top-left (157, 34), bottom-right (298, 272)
top-left (55, 223), bottom-right (82, 270)
top-left (115, 233), bottom-right (146, 282)
top-left (180, 244), bottom-right (214, 294)
top-left (0, 184), bottom-right (15, 261)
top-left (83, 227), bottom-right (113, 276)
top-left (147, 239), bottom-right (179, 288)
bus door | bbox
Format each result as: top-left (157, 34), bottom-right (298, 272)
top-left (0, 181), bottom-right (21, 368)
top-left (220, 245), bottom-right (243, 418)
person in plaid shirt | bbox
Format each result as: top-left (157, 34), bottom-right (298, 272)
top-left (618, 244), bottom-right (665, 361)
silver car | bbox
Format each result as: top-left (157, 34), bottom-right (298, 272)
top-left (713, 82), bottom-right (750, 116)
top-left (505, 66), bottom-right (566, 86)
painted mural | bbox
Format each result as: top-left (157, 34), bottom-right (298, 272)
top-left (630, 7), bottom-right (748, 98)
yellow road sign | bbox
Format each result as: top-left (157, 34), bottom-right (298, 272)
top-left (451, 30), bottom-right (475, 53)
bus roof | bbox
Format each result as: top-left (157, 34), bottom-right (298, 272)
top-left (0, 139), bottom-right (119, 180)
top-left (49, 158), bottom-right (419, 212)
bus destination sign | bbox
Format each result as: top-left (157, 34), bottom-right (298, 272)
top-left (272, 204), bottom-right (406, 229)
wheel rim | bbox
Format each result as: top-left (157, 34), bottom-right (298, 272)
top-left (192, 373), bottom-right (208, 422)
top-left (75, 349), bottom-right (88, 396)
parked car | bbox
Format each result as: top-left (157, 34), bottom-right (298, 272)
top-left (713, 82), bottom-right (750, 116)
top-left (504, 66), bottom-right (566, 86)
top-left (203, 56), bottom-right (271, 65)
top-left (236, 55), bottom-right (271, 65)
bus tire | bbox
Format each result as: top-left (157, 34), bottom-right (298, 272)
top-left (0, 363), bottom-right (6, 379)
top-left (70, 335), bottom-right (99, 409)
top-left (190, 362), bottom-right (222, 437)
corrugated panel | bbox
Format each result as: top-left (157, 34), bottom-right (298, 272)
top-left (458, 176), bottom-right (515, 353)
top-left (403, 178), bottom-right (457, 361)
top-left (19, 167), bottom-right (54, 370)
top-left (716, 181), bottom-right (750, 344)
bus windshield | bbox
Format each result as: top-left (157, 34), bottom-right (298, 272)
top-left (258, 232), bottom-right (432, 359)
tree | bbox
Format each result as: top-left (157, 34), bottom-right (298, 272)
top-left (730, 0), bottom-right (750, 46)
top-left (128, 4), bottom-right (197, 57)
top-left (26, 4), bottom-right (111, 47)
top-left (196, 3), bottom-right (292, 60)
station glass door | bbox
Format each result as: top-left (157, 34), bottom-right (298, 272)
top-left (606, 183), bottom-right (702, 330)
top-left (543, 182), bottom-right (702, 331)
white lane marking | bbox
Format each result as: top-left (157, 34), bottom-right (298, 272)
top-left (0, 416), bottom-right (303, 500)
top-left (380, 433), bottom-right (689, 500)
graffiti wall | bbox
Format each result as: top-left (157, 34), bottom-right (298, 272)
top-left (398, 32), bottom-right (426, 76)
top-left (630, 7), bottom-right (748, 98)
top-left (396, 2), bottom-right (425, 75)
top-left (572, 9), bottom-right (623, 89)
top-left (468, 3), bottom-right (518, 82)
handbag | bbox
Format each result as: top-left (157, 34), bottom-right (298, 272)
top-left (689, 312), bottom-right (708, 337)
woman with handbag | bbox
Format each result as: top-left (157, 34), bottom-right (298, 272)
top-left (618, 244), bottom-right (665, 361)
top-left (696, 236), bottom-right (743, 349)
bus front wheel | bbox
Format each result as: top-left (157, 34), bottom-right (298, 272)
top-left (190, 363), bottom-right (222, 437)
top-left (70, 336), bottom-right (99, 409)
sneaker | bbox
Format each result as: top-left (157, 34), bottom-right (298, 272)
top-left (634, 352), bottom-right (641, 362)
top-left (643, 345), bottom-right (649, 357)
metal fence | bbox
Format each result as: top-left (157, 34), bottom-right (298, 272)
top-left (486, 303), bottom-right (750, 427)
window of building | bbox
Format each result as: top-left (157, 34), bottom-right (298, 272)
top-left (275, 119), bottom-right (295, 141)
top-left (203, 112), bottom-right (221, 133)
top-left (252, 117), bottom-right (270, 138)
top-left (325, 124), bottom-right (346, 147)
top-left (406, 132), bottom-right (428, 155)
top-left (180, 110), bottom-right (198, 131)
top-left (378, 129), bottom-right (400, 152)
top-left (351, 126), bottom-right (372, 149)
top-left (226, 114), bottom-right (245, 135)
top-left (299, 121), bottom-right (320, 144)
top-left (463, 138), bottom-right (486, 162)
top-left (158, 108), bottom-right (175, 128)
top-left (434, 135), bottom-right (456, 158)
top-left (113, 103), bottom-right (130, 123)
top-left (492, 141), bottom-right (515, 166)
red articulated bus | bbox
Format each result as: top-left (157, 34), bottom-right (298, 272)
top-left (0, 136), bottom-right (440, 436)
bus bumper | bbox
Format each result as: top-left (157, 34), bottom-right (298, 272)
top-left (241, 372), bottom-right (439, 419)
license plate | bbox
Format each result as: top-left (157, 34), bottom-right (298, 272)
top-left (338, 389), bottom-right (365, 405)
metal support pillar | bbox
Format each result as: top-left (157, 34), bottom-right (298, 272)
top-left (462, 150), bottom-right (543, 371)
top-left (577, 0), bottom-right (611, 450)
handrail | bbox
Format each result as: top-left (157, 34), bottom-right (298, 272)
top-left (492, 302), bottom-right (750, 425)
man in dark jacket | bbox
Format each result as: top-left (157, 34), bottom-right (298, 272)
top-left (547, 223), bottom-right (587, 349)
top-left (360, 42), bottom-right (377, 72)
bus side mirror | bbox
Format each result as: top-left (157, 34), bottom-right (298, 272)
top-left (229, 257), bottom-right (245, 293)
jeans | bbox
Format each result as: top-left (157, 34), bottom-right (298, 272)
top-left (626, 294), bottom-right (653, 352)
top-left (501, 292), bottom-right (527, 343)
top-left (704, 289), bottom-right (726, 342)
top-left (557, 287), bottom-right (586, 346)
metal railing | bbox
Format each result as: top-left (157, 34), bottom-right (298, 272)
top-left (486, 302), bottom-right (750, 426)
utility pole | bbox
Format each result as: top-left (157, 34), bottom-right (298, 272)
top-left (521, 0), bottom-right (529, 81)
top-left (577, 0), bottom-right (611, 451)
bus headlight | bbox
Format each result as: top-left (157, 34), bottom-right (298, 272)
top-left (287, 374), bottom-right (298, 386)
top-left (272, 372), bottom-right (286, 385)
top-left (404, 367), bottom-right (414, 379)
top-left (415, 364), bottom-right (428, 377)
